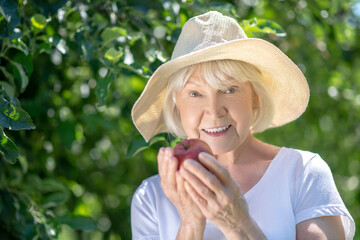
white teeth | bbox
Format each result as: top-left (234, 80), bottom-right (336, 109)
top-left (203, 125), bottom-right (230, 133)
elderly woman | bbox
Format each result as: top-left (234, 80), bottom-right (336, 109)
top-left (131, 11), bottom-right (355, 239)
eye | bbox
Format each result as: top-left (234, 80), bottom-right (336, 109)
top-left (225, 87), bottom-right (236, 94)
top-left (189, 91), bottom-right (200, 97)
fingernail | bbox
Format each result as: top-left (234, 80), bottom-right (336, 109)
top-left (159, 147), bottom-right (166, 154)
top-left (183, 159), bottom-right (191, 167)
top-left (179, 166), bottom-right (186, 174)
top-left (199, 152), bottom-right (211, 159)
top-left (165, 148), bottom-right (173, 156)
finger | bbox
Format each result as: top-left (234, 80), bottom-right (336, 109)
top-left (183, 158), bottom-right (241, 208)
top-left (158, 148), bottom-right (178, 190)
top-left (198, 152), bottom-right (232, 184)
top-left (184, 180), bottom-right (208, 210)
top-left (183, 179), bottom-right (224, 221)
top-left (180, 164), bottom-right (217, 200)
top-left (176, 172), bottom-right (187, 200)
top-left (181, 159), bottom-right (223, 196)
top-left (157, 147), bottom-right (166, 174)
top-left (158, 148), bottom-right (177, 173)
top-left (185, 179), bottom-right (232, 224)
top-left (164, 147), bottom-right (175, 158)
top-left (166, 158), bottom-right (178, 190)
top-left (182, 162), bottom-right (231, 213)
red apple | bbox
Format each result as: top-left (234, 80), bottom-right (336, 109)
top-left (173, 139), bottom-right (213, 169)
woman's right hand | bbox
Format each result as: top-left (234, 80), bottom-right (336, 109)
top-left (157, 147), bottom-right (206, 231)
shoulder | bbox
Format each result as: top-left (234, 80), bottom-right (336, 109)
top-left (278, 147), bottom-right (329, 173)
top-left (132, 175), bottom-right (162, 204)
top-left (280, 147), bottom-right (319, 163)
top-left (273, 147), bottom-right (334, 190)
top-left (137, 174), bottom-right (161, 189)
top-left (134, 174), bottom-right (162, 194)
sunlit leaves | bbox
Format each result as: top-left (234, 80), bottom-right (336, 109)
top-left (31, 14), bottom-right (47, 30)
top-left (241, 18), bottom-right (286, 37)
top-left (101, 27), bottom-right (127, 45)
top-left (0, 87), bottom-right (35, 130)
top-left (104, 47), bottom-right (123, 62)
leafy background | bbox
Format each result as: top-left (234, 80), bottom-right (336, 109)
top-left (0, 0), bottom-right (359, 239)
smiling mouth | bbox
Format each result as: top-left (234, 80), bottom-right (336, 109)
top-left (203, 125), bottom-right (231, 133)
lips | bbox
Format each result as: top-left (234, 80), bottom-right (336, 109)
top-left (203, 125), bottom-right (231, 133)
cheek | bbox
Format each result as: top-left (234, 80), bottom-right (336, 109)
top-left (178, 103), bottom-right (202, 137)
top-left (230, 99), bottom-right (254, 124)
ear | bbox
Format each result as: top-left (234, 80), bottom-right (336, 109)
top-left (252, 89), bottom-right (260, 109)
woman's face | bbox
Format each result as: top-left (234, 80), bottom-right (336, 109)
top-left (176, 68), bottom-right (256, 155)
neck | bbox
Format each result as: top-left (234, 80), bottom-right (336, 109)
top-left (214, 134), bottom-right (280, 167)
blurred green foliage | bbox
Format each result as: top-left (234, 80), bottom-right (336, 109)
top-left (0, 0), bottom-right (359, 239)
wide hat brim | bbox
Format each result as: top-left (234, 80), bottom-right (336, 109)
top-left (131, 38), bottom-right (309, 142)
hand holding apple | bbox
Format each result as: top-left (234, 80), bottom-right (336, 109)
top-left (157, 146), bottom-right (207, 228)
top-left (173, 139), bottom-right (213, 169)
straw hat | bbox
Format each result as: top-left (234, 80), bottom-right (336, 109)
top-left (131, 11), bottom-right (309, 142)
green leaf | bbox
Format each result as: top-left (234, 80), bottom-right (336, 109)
top-left (9, 60), bottom-right (29, 93)
top-left (0, 66), bottom-right (15, 86)
top-left (0, 128), bottom-right (19, 164)
top-left (14, 52), bottom-right (33, 77)
top-left (126, 134), bottom-right (167, 158)
top-left (0, 0), bottom-right (20, 36)
top-left (0, 81), bottom-right (15, 97)
top-left (36, 178), bottom-right (69, 192)
top-left (10, 38), bottom-right (28, 55)
top-left (8, 28), bottom-right (22, 41)
top-left (101, 27), bottom-right (127, 45)
top-left (58, 214), bottom-right (96, 231)
top-left (256, 19), bottom-right (286, 36)
top-left (31, 14), bottom-right (47, 30)
top-left (40, 192), bottom-right (70, 208)
top-left (241, 18), bottom-right (286, 37)
top-left (104, 47), bottom-right (123, 62)
top-left (0, 87), bottom-right (36, 130)
top-left (96, 74), bottom-right (113, 107)
top-left (38, 42), bottom-right (52, 54)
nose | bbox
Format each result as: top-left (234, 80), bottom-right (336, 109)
top-left (205, 93), bottom-right (226, 119)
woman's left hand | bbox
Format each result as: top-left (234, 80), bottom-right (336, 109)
top-left (179, 152), bottom-right (265, 239)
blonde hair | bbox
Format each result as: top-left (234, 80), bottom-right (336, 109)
top-left (163, 60), bottom-right (274, 138)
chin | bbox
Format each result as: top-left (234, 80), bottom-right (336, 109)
top-left (208, 141), bottom-right (236, 155)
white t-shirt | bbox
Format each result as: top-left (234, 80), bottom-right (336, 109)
top-left (131, 147), bottom-right (355, 240)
